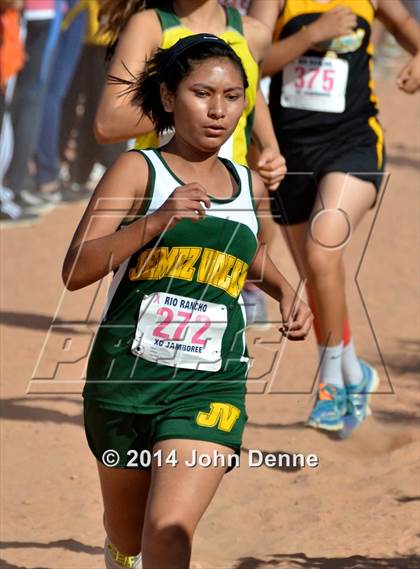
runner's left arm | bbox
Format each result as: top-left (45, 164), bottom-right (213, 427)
top-left (243, 14), bottom-right (287, 190)
top-left (248, 0), bottom-right (357, 76)
top-left (376, 0), bottom-right (420, 93)
top-left (247, 171), bottom-right (313, 340)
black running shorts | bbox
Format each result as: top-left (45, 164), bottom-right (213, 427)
top-left (271, 118), bottom-right (386, 226)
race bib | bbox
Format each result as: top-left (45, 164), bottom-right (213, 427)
top-left (281, 56), bottom-right (349, 113)
top-left (131, 292), bottom-right (228, 372)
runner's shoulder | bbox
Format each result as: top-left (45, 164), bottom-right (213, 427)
top-left (250, 169), bottom-right (266, 204)
top-left (103, 151), bottom-right (151, 197)
top-left (242, 15), bottom-right (272, 61)
top-left (121, 9), bottom-right (162, 50)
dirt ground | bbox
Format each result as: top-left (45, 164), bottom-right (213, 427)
top-left (1, 74), bottom-right (419, 569)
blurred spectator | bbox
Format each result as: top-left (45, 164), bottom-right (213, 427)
top-left (404, 0), bottom-right (420, 19)
top-left (0, 0), bottom-right (36, 223)
top-left (58, 0), bottom-right (125, 192)
top-left (4, 0), bottom-right (60, 218)
top-left (34, 0), bottom-right (88, 204)
top-left (0, 1), bottom-right (23, 123)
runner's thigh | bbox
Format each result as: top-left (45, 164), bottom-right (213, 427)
top-left (308, 172), bottom-right (377, 251)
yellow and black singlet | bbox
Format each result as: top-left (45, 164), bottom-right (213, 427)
top-left (269, 0), bottom-right (380, 141)
top-left (135, 1), bottom-right (259, 165)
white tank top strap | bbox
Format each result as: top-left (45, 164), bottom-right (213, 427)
top-left (209, 158), bottom-right (259, 238)
top-left (136, 148), bottom-right (180, 215)
top-left (136, 149), bottom-right (259, 238)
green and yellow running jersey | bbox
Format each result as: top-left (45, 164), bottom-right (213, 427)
top-left (84, 149), bottom-right (259, 413)
top-left (134, 2), bottom-right (259, 165)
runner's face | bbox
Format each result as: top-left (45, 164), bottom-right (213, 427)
top-left (163, 57), bottom-right (246, 153)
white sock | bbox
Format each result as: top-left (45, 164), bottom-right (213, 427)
top-left (318, 343), bottom-right (344, 388)
top-left (104, 537), bottom-right (142, 569)
top-left (342, 338), bottom-right (363, 385)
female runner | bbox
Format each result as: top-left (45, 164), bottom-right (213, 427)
top-left (249, 0), bottom-right (420, 433)
top-left (63, 35), bottom-right (312, 569)
top-left (95, 0), bottom-right (285, 189)
top-left (95, 0), bottom-right (288, 326)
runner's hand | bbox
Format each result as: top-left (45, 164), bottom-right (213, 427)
top-left (153, 184), bottom-right (211, 230)
top-left (279, 293), bottom-right (313, 342)
top-left (397, 53), bottom-right (420, 94)
top-left (257, 148), bottom-right (287, 191)
top-left (308, 7), bottom-right (357, 45)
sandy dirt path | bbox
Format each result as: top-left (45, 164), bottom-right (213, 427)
top-left (1, 76), bottom-right (419, 569)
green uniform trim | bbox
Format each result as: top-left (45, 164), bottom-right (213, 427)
top-left (225, 6), bottom-right (243, 34)
top-left (245, 107), bottom-right (255, 149)
top-left (246, 166), bottom-right (259, 233)
top-left (155, 3), bottom-right (243, 35)
top-left (155, 1), bottom-right (180, 30)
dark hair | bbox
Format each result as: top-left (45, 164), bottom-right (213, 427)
top-left (109, 35), bottom-right (249, 135)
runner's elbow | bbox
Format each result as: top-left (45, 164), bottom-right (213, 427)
top-left (62, 254), bottom-right (83, 291)
top-left (62, 268), bottom-right (80, 291)
top-left (94, 114), bottom-right (114, 144)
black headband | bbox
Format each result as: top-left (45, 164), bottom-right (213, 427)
top-left (163, 33), bottom-right (232, 71)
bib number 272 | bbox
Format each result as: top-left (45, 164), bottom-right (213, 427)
top-left (131, 292), bottom-right (228, 372)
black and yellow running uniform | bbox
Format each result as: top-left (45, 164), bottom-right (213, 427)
top-left (269, 0), bottom-right (385, 225)
top-left (135, 1), bottom-right (259, 166)
top-left (83, 150), bottom-right (259, 467)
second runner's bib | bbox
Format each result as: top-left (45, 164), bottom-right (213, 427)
top-left (281, 56), bottom-right (349, 113)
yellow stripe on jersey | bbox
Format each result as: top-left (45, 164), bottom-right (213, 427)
top-left (367, 41), bottom-right (379, 106)
top-left (275, 0), bottom-right (375, 41)
top-left (368, 116), bottom-right (384, 169)
top-left (135, 24), bottom-right (259, 165)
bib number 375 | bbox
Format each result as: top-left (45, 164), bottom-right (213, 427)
top-left (281, 56), bottom-right (349, 113)
top-left (131, 292), bottom-right (227, 372)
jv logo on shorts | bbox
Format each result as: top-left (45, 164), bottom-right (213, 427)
top-left (196, 402), bottom-right (240, 432)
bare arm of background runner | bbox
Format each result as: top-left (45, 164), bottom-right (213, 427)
top-left (94, 10), bottom-right (161, 144)
top-left (377, 0), bottom-right (420, 55)
top-left (247, 171), bottom-right (313, 340)
top-left (243, 14), bottom-right (287, 188)
top-left (249, 0), bottom-right (357, 77)
top-left (377, 0), bottom-right (420, 94)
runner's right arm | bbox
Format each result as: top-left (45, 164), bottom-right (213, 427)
top-left (94, 10), bottom-right (162, 143)
top-left (247, 171), bottom-right (313, 340)
top-left (248, 0), bottom-right (357, 76)
top-left (62, 153), bottom-right (210, 291)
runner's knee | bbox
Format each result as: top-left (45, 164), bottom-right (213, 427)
top-left (304, 246), bottom-right (343, 277)
top-left (103, 511), bottom-right (143, 555)
top-left (142, 520), bottom-right (191, 568)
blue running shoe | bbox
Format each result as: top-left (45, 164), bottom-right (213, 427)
top-left (344, 359), bottom-right (380, 431)
top-left (306, 383), bottom-right (348, 431)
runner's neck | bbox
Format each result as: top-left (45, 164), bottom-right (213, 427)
top-left (173, 0), bottom-right (227, 35)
